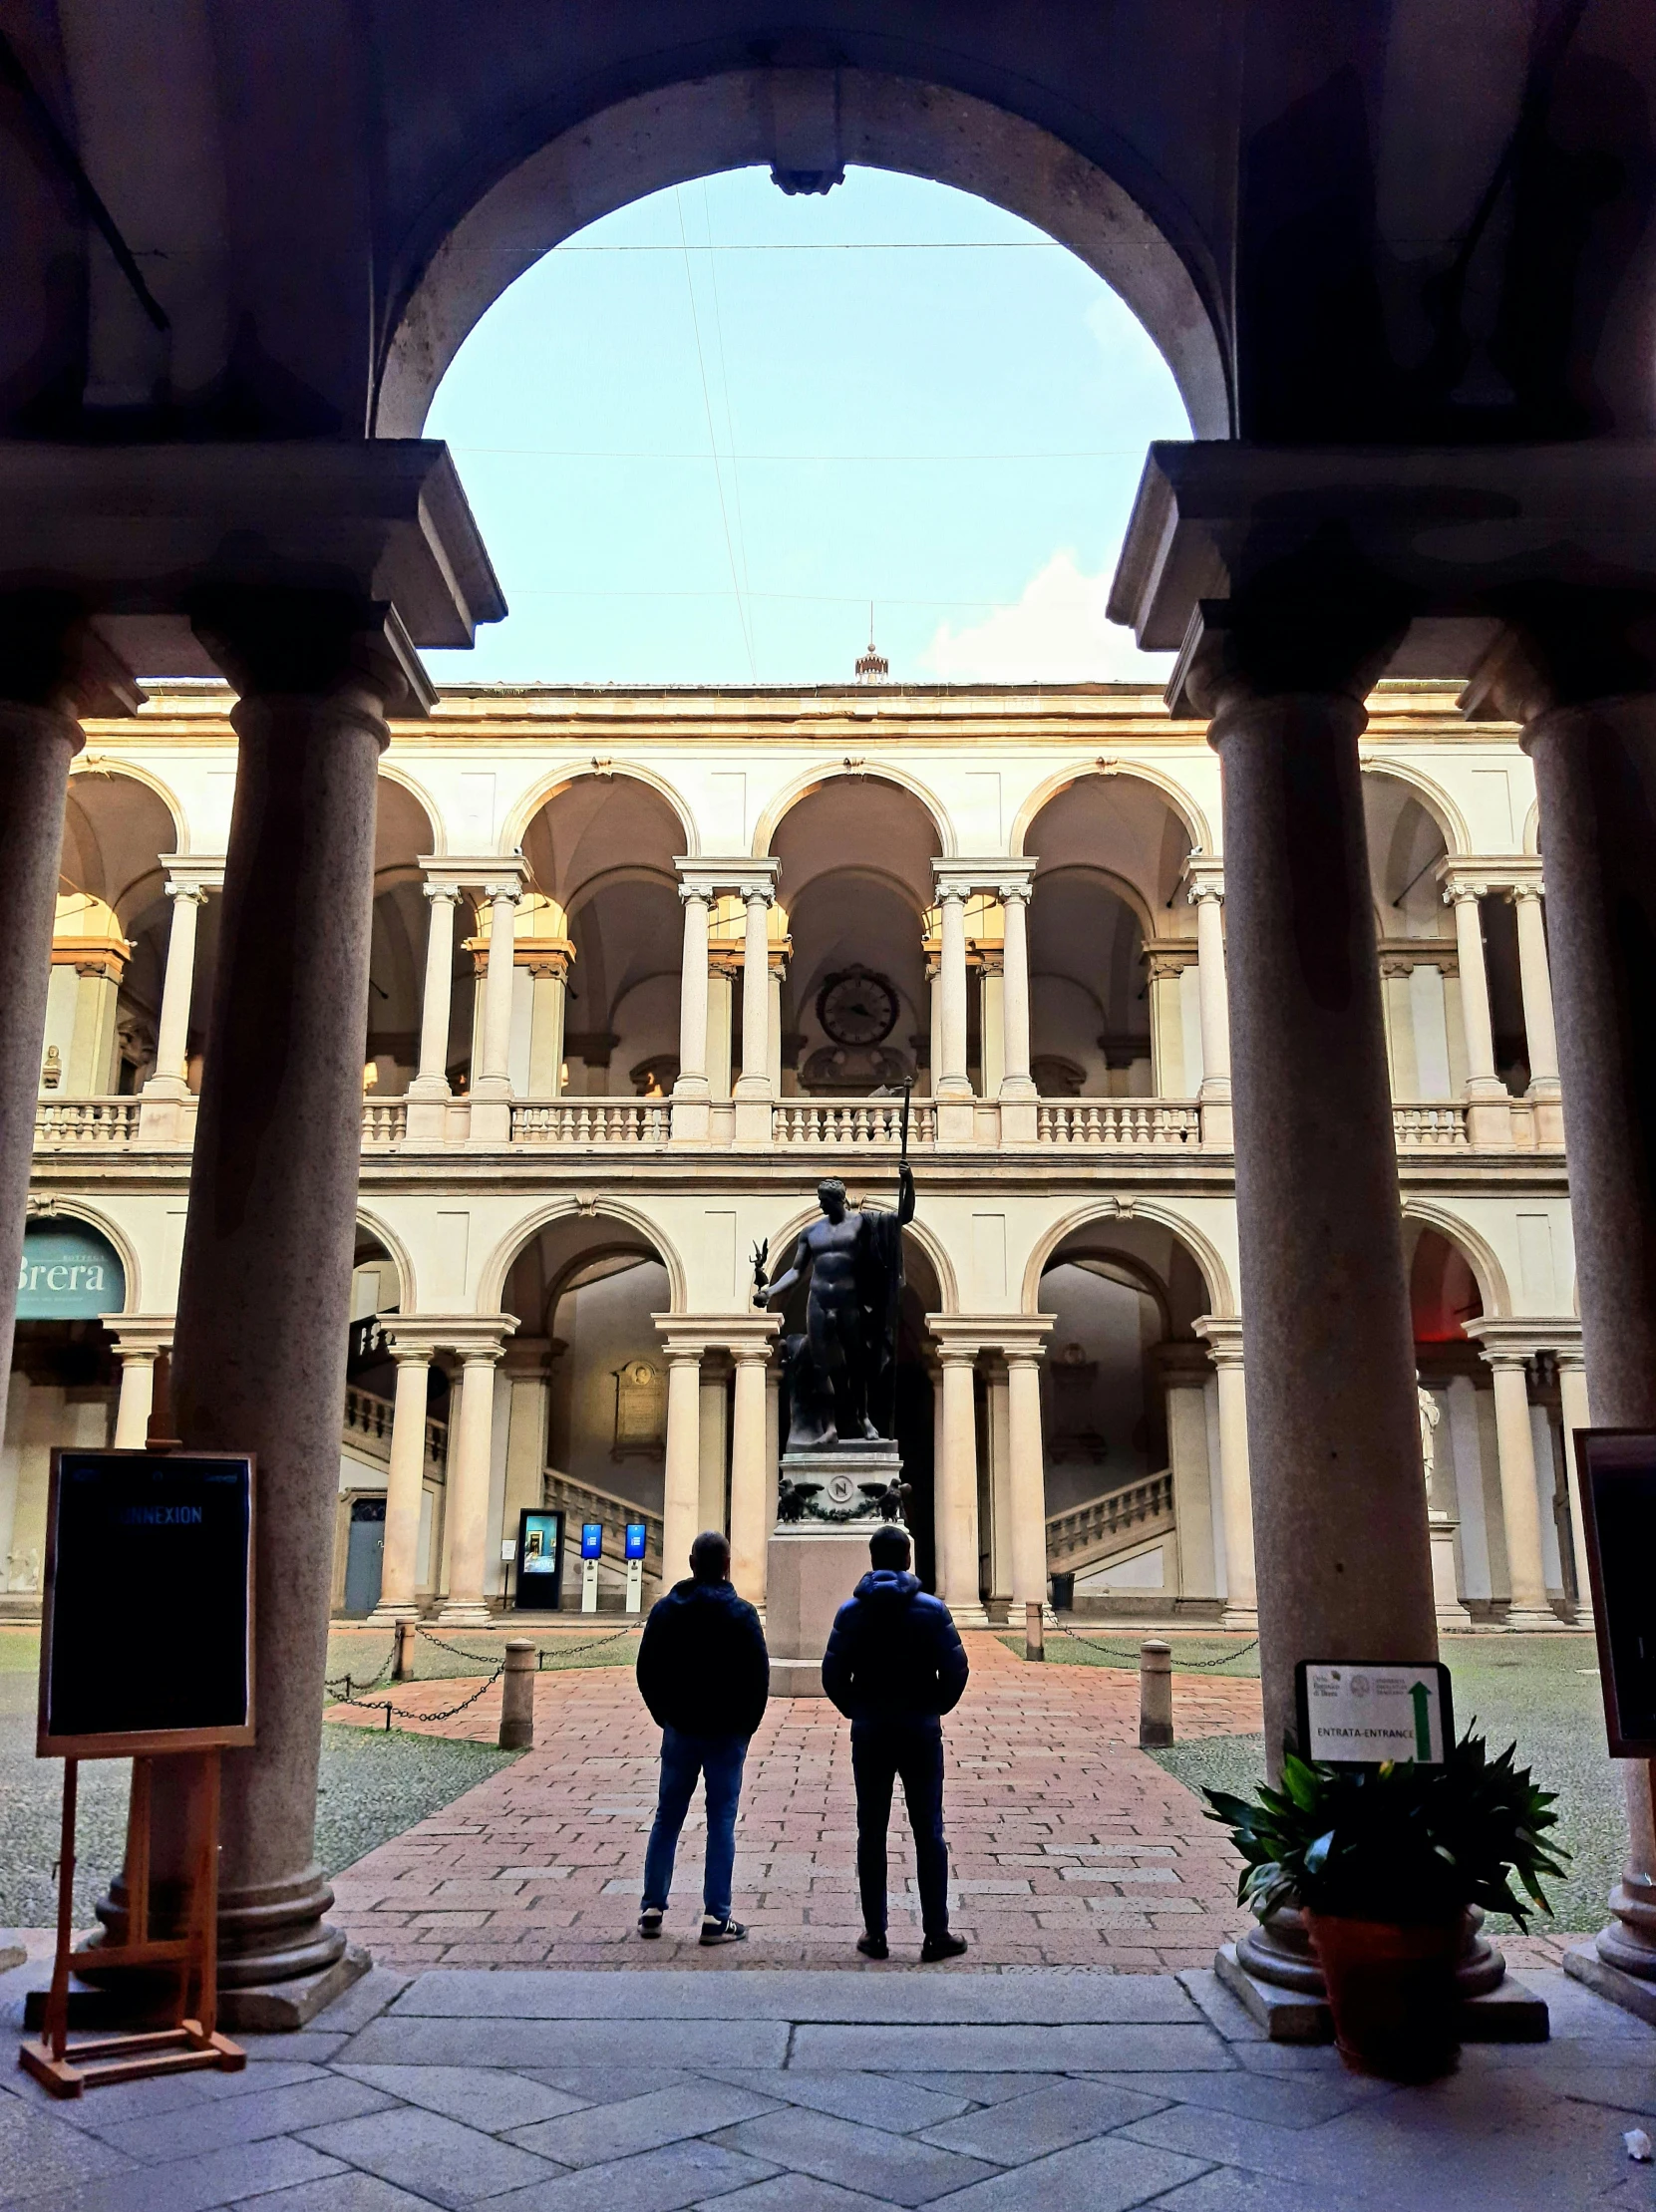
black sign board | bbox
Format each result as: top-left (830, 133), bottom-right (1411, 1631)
top-left (1575, 1428), bottom-right (1656, 1756)
top-left (39, 1448), bottom-right (255, 1757)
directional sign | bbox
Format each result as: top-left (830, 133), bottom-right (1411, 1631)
top-left (1295, 1661), bottom-right (1453, 1765)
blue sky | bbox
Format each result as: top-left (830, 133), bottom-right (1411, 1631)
top-left (424, 166), bottom-right (1188, 688)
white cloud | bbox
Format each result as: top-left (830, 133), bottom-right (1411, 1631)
top-left (919, 549), bottom-right (1173, 684)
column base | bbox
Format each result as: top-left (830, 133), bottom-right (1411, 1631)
top-left (732, 1095), bottom-right (773, 1144)
top-left (670, 1095), bottom-right (711, 1142)
top-left (1215, 1940), bottom-right (1548, 2045)
top-left (949, 1603), bottom-right (991, 1629)
top-left (363, 1603), bottom-right (420, 1626)
top-left (217, 1943), bottom-right (372, 2033)
top-left (1503, 1604), bottom-right (1572, 1631)
top-left (404, 1096), bottom-right (451, 1145)
top-left (1220, 1605), bottom-right (1258, 1632)
top-left (435, 1601), bottom-right (495, 1626)
top-left (934, 1098), bottom-right (975, 1147)
top-left (998, 1097), bottom-right (1037, 1144)
top-left (1564, 1936), bottom-right (1656, 2024)
top-left (466, 1096), bottom-right (511, 1146)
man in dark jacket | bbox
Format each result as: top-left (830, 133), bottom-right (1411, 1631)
top-left (635, 1528), bottom-right (769, 1945)
top-left (822, 1523), bottom-right (970, 1961)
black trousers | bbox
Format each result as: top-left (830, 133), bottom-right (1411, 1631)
top-left (850, 1717), bottom-right (949, 1938)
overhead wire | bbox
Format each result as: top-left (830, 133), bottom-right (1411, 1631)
top-left (674, 185), bottom-right (757, 679)
top-left (699, 181), bottom-right (759, 667)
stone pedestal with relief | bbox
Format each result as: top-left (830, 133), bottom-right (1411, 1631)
top-left (766, 1446), bottom-right (904, 1698)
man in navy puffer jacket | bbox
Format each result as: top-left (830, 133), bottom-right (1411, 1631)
top-left (635, 1529), bottom-right (769, 1945)
top-left (822, 1523), bottom-right (969, 1961)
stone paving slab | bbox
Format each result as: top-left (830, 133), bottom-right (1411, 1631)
top-left (4, 1963), bottom-right (1656, 2210)
top-left (330, 1636), bottom-right (1260, 1973)
top-left (389, 1967), bottom-right (1203, 2022)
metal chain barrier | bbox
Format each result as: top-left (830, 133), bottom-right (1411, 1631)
top-left (323, 1622), bottom-right (642, 1734)
top-left (1040, 1626), bottom-right (1261, 1671)
top-left (331, 1663), bottom-right (509, 1733)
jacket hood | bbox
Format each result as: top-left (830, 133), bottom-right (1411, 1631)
top-left (852, 1569), bottom-right (922, 1605)
top-left (665, 1576), bottom-right (747, 1609)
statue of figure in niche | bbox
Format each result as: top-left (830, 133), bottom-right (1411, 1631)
top-left (753, 1169), bottom-right (914, 1450)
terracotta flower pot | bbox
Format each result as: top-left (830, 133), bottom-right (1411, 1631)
top-left (1304, 1910), bottom-right (1463, 2081)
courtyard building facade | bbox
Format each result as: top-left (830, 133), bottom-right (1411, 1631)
top-left (8, 679), bottom-right (1587, 1642)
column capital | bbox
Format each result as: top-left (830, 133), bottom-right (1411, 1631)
top-left (1192, 1313), bottom-right (1244, 1364)
top-left (676, 855), bottom-right (781, 903)
top-left (411, 1313), bottom-right (516, 1361)
top-left (1181, 853), bottom-right (1225, 904)
top-left (381, 1318), bottom-right (443, 1361)
top-left (932, 857), bottom-right (1032, 903)
top-left (165, 873), bottom-right (217, 905)
top-left (193, 589), bottom-right (436, 719)
top-left (420, 852), bottom-right (529, 899)
top-left (1464, 1317), bottom-right (1580, 1367)
top-left (481, 878), bottom-right (522, 907)
top-left (653, 1311), bottom-right (780, 1361)
top-left (98, 1313), bottom-right (173, 1360)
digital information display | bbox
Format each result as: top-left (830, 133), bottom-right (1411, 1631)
top-left (625, 1522), bottom-right (647, 1562)
top-left (580, 1522), bottom-right (603, 1560)
top-left (1575, 1429), bottom-right (1656, 1755)
top-left (1295, 1661), bottom-right (1452, 1765)
top-left (40, 1448), bottom-right (255, 1756)
top-left (513, 1508), bottom-right (564, 1612)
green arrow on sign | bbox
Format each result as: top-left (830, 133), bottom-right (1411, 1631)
top-left (1410, 1681), bottom-right (1433, 1760)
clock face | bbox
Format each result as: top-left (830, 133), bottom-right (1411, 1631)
top-left (819, 969), bottom-right (898, 1047)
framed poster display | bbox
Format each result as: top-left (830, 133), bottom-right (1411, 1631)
top-left (1573, 1428), bottom-right (1656, 1756)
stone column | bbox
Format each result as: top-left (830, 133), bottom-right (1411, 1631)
top-left (1201, 649), bottom-right (1436, 1765)
top-left (151, 884), bottom-right (207, 1094)
top-left (661, 1347), bottom-right (703, 1582)
top-left (983, 1358), bottom-right (1013, 1604)
top-left (412, 883), bottom-right (458, 1096)
top-left (469, 881), bottom-right (519, 1143)
top-left (767, 961), bottom-right (785, 1095)
top-left (978, 952), bottom-right (1005, 1103)
top-left (926, 954), bottom-right (943, 1094)
top-left (1005, 1349), bottom-right (1049, 1611)
top-left (733, 887), bottom-right (774, 1140)
top-left (1472, 633), bottom-right (1656, 2010)
top-left (158, 594), bottom-right (415, 2021)
top-left (0, 613), bottom-right (114, 1395)
top-left (1556, 1347), bottom-right (1594, 1619)
top-left (997, 882), bottom-right (1037, 1140)
top-left (1443, 877), bottom-right (1513, 1146)
top-left (935, 1346), bottom-right (982, 1616)
top-left (438, 1341), bottom-right (507, 1624)
top-left (1157, 1342), bottom-right (1219, 1604)
top-left (1467, 1340), bottom-right (1556, 1628)
top-left (1192, 1318), bottom-right (1256, 1627)
top-left (525, 953), bottom-right (569, 1097)
top-left (112, 1352), bottom-right (156, 1448)
top-left (698, 1355), bottom-right (729, 1532)
top-left (1188, 872), bottom-right (1233, 1147)
top-left (729, 1340), bottom-right (776, 1602)
top-left (935, 890), bottom-right (971, 1100)
top-left (1511, 884), bottom-right (1564, 1144)
top-left (367, 1342), bottom-right (434, 1623)
top-left (672, 884), bottom-right (712, 1140)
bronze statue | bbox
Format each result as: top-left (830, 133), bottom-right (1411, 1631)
top-left (754, 1166), bottom-right (914, 1450)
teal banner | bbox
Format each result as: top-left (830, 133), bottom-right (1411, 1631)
top-left (17, 1222), bottom-right (126, 1320)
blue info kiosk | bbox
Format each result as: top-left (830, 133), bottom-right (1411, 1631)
top-left (625, 1522), bottom-right (647, 1615)
top-left (579, 1521), bottom-right (602, 1613)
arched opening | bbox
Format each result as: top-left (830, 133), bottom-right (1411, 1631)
top-left (331, 1226), bottom-right (437, 1618)
top-left (1036, 1214), bottom-right (1217, 1619)
top-left (51, 769), bottom-right (182, 1098)
top-left (497, 1212), bottom-right (676, 1608)
top-left (1023, 775), bottom-right (1194, 1099)
top-left (376, 71), bottom-right (1225, 447)
top-left (516, 777), bottom-right (686, 1099)
top-left (363, 778), bottom-right (442, 1101)
top-left (771, 777), bottom-right (941, 1098)
top-left (1363, 772), bottom-right (1463, 1105)
top-left (1405, 1218), bottom-right (1576, 1619)
top-left (3, 1215), bottom-right (128, 1604)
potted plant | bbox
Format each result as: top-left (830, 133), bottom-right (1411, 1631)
top-left (1205, 1733), bottom-right (1565, 2080)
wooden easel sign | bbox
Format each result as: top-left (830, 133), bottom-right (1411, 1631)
top-left (22, 1444), bottom-right (255, 2097)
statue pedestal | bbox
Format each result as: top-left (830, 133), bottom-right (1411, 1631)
top-left (767, 1446), bottom-right (902, 1699)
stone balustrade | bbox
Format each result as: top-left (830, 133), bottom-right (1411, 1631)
top-left (343, 1384), bottom-right (446, 1472)
top-left (542, 1464), bottom-right (663, 1570)
top-left (29, 1091), bottom-right (1554, 1157)
top-left (1046, 1469), bottom-right (1176, 1569)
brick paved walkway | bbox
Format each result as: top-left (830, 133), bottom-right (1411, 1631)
top-left (330, 1638), bottom-right (1263, 1972)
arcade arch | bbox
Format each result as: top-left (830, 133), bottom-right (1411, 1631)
top-left (769, 776), bottom-right (942, 1099)
top-left (1022, 774), bottom-right (1196, 1100)
top-left (1036, 1213), bottom-right (1224, 1618)
top-left (51, 768), bottom-right (181, 1096)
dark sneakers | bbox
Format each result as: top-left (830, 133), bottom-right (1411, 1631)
top-left (699, 1914), bottom-right (749, 1946)
top-left (920, 1931), bottom-right (969, 1963)
top-left (856, 1931), bottom-right (889, 1960)
top-left (637, 1908), bottom-right (663, 1939)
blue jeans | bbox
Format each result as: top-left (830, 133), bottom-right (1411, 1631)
top-left (641, 1727), bottom-right (747, 1921)
top-left (850, 1718), bottom-right (949, 1938)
